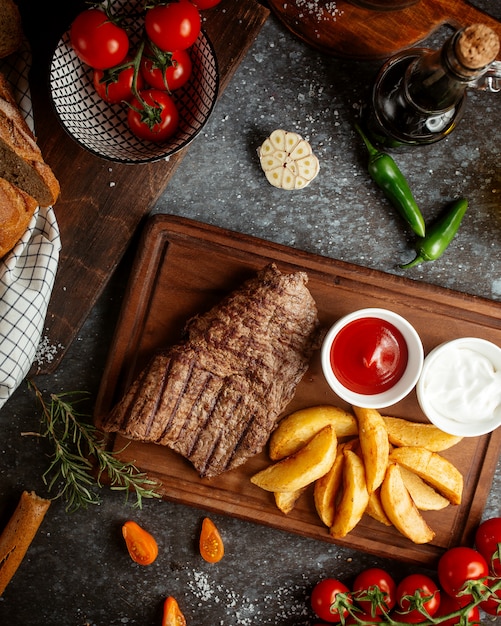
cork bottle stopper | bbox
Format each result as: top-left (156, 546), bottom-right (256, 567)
top-left (455, 24), bottom-right (500, 70)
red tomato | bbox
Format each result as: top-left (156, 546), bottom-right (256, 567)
top-left (311, 578), bottom-right (352, 623)
top-left (394, 574), bottom-right (440, 623)
top-left (127, 89), bottom-right (179, 142)
top-left (145, 1), bottom-right (201, 52)
top-left (191, 0), bottom-right (222, 7)
top-left (437, 547), bottom-right (488, 604)
top-left (480, 578), bottom-right (501, 616)
top-left (93, 60), bottom-right (144, 104)
top-left (140, 48), bottom-right (192, 91)
top-left (434, 592), bottom-right (480, 625)
top-left (475, 517), bottom-right (501, 576)
top-left (70, 9), bottom-right (129, 69)
top-left (352, 568), bottom-right (397, 615)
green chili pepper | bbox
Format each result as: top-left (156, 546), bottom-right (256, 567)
top-left (354, 123), bottom-right (426, 238)
top-left (401, 198), bottom-right (468, 269)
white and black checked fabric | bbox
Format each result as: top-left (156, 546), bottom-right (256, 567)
top-left (0, 40), bottom-right (61, 409)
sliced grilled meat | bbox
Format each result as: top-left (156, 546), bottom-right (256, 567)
top-left (101, 263), bottom-right (321, 478)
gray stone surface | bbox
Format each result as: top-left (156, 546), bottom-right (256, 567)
top-left (0, 4), bottom-right (500, 624)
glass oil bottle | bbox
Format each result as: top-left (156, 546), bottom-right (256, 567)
top-left (366, 23), bottom-right (500, 147)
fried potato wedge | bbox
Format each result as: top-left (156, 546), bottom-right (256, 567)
top-left (251, 425), bottom-right (337, 493)
top-left (269, 405), bottom-right (357, 460)
top-left (380, 463), bottom-right (435, 544)
top-left (366, 488), bottom-right (392, 527)
top-left (354, 406), bottom-right (389, 493)
top-left (274, 487), bottom-right (307, 515)
top-left (314, 444), bottom-right (347, 527)
top-left (330, 450), bottom-right (369, 539)
top-left (399, 466), bottom-right (450, 511)
top-left (389, 446), bottom-right (463, 505)
top-left (382, 416), bottom-right (462, 451)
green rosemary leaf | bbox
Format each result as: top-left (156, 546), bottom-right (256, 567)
top-left (29, 382), bottom-right (161, 511)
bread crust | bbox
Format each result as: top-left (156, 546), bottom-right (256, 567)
top-left (0, 73), bottom-right (60, 207)
top-left (0, 0), bottom-right (23, 59)
top-left (0, 177), bottom-right (37, 258)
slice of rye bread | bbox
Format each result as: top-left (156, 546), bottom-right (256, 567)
top-left (0, 73), bottom-right (59, 207)
top-left (0, 177), bottom-right (37, 257)
top-left (0, 0), bottom-right (23, 59)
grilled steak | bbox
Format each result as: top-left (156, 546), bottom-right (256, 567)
top-left (101, 264), bottom-right (321, 478)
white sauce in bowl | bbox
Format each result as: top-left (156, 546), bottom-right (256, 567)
top-left (422, 347), bottom-right (501, 424)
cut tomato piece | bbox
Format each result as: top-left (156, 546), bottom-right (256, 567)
top-left (199, 517), bottom-right (224, 563)
top-left (122, 520), bottom-right (158, 565)
top-left (162, 596), bottom-right (187, 626)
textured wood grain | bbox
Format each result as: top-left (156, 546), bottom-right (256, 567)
top-left (19, 0), bottom-right (269, 373)
top-left (94, 214), bottom-right (501, 566)
top-left (267, 0), bottom-right (501, 60)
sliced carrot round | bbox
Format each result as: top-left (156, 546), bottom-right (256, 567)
top-left (199, 517), bottom-right (224, 563)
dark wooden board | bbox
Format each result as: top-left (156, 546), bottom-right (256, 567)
top-left (94, 214), bottom-right (501, 567)
top-left (267, 0), bottom-right (501, 60)
top-left (19, 0), bottom-right (269, 374)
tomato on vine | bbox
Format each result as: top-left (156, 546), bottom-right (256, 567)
top-left (140, 47), bottom-right (192, 91)
top-left (437, 547), bottom-right (488, 605)
top-left (70, 8), bottom-right (129, 69)
top-left (352, 568), bottom-right (397, 615)
top-left (479, 582), bottom-right (501, 617)
top-left (145, 0), bottom-right (201, 52)
top-left (475, 517), bottom-right (501, 576)
top-left (311, 578), bottom-right (353, 623)
top-left (434, 591), bottom-right (481, 625)
top-left (127, 89), bottom-right (179, 142)
top-left (93, 59), bottom-right (144, 104)
top-left (393, 574), bottom-right (440, 623)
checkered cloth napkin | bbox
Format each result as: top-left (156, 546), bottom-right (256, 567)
top-left (0, 41), bottom-right (61, 410)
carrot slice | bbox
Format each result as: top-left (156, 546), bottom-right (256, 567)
top-left (122, 520), bottom-right (158, 565)
top-left (199, 517), bottom-right (224, 563)
top-left (162, 596), bottom-right (187, 626)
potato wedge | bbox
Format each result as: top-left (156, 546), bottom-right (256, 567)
top-left (330, 450), bottom-right (369, 538)
top-left (389, 446), bottom-right (463, 505)
top-left (314, 445), bottom-right (346, 527)
top-left (269, 405), bottom-right (357, 460)
top-left (274, 487), bottom-right (307, 514)
top-left (380, 463), bottom-right (435, 544)
top-left (251, 425), bottom-right (337, 492)
top-left (354, 406), bottom-right (389, 493)
top-left (399, 466), bottom-right (449, 511)
top-left (366, 488), bottom-right (392, 527)
top-left (382, 416), bottom-right (462, 451)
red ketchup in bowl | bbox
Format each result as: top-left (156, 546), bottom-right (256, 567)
top-left (330, 317), bottom-right (408, 395)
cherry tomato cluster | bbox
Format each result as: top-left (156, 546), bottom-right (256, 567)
top-left (310, 517), bottom-right (501, 625)
top-left (69, 0), bottom-right (221, 142)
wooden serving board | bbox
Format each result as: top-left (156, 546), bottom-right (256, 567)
top-left (94, 214), bottom-right (501, 566)
top-left (17, 0), bottom-right (269, 374)
top-left (267, 0), bottom-right (501, 60)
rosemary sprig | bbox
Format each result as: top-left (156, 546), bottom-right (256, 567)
top-left (28, 382), bottom-right (160, 512)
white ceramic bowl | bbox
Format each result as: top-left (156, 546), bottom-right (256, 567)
top-left (417, 337), bottom-right (501, 437)
top-left (321, 307), bottom-right (424, 409)
top-left (49, 0), bottom-right (219, 164)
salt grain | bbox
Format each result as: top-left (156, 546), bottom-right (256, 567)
top-left (34, 335), bottom-right (64, 366)
top-left (185, 569), bottom-right (311, 625)
top-left (295, 0), bottom-right (344, 20)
